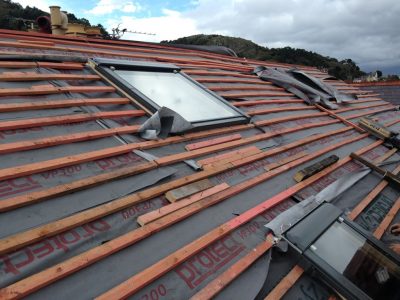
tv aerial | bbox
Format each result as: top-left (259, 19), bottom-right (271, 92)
top-left (111, 23), bottom-right (156, 39)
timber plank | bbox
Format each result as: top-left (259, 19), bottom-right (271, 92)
top-left (185, 133), bottom-right (242, 151)
top-left (346, 105), bottom-right (396, 119)
top-left (190, 241), bottom-right (273, 300)
top-left (0, 85), bottom-right (114, 96)
top-left (220, 92), bottom-right (292, 98)
top-left (358, 93), bottom-right (381, 98)
top-left (0, 72), bottom-right (100, 81)
top-left (17, 39), bottom-right (55, 46)
top-left (0, 124), bottom-right (255, 211)
top-left (232, 99), bottom-right (303, 106)
top-left (195, 78), bottom-right (273, 85)
top-left (264, 147), bottom-right (398, 299)
top-left (264, 151), bottom-right (308, 171)
top-left (182, 70), bottom-right (256, 78)
top-left (346, 98), bottom-right (385, 104)
top-left (165, 179), bottom-right (214, 202)
top-left (348, 164), bottom-right (400, 220)
top-left (0, 126), bottom-right (359, 255)
top-left (0, 125), bottom-right (140, 155)
top-left (374, 197), bottom-right (400, 239)
top-left (248, 106), bottom-right (315, 116)
top-left (0, 141), bottom-right (141, 182)
top-left (137, 183), bottom-right (230, 226)
top-left (334, 102), bottom-right (391, 113)
top-left (0, 120), bottom-right (333, 183)
top-left (0, 137), bottom-right (379, 299)
top-left (196, 146), bottom-right (260, 167)
top-left (0, 30), bottom-right (317, 71)
top-left (264, 266), bottom-right (304, 300)
top-left (385, 118), bottom-right (400, 127)
top-left (254, 112), bottom-right (330, 127)
top-left (0, 40), bottom-right (257, 73)
top-left (0, 110), bottom-right (144, 131)
top-left (315, 104), bottom-right (365, 132)
top-left (0, 98), bottom-right (130, 112)
top-left (95, 134), bottom-right (375, 300)
top-left (0, 61), bottom-right (84, 70)
top-left (210, 85), bottom-right (285, 92)
top-left (205, 147), bottom-right (263, 168)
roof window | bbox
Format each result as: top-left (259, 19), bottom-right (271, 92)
top-left (91, 58), bottom-right (249, 131)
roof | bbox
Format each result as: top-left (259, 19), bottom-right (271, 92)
top-left (354, 80), bottom-right (400, 105)
top-left (0, 28), bottom-right (399, 300)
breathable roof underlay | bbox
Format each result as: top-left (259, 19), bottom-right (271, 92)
top-left (0, 28), bottom-right (399, 300)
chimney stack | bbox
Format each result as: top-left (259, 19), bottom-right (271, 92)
top-left (49, 6), bottom-right (68, 35)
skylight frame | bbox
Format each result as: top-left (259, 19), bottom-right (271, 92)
top-left (91, 58), bottom-right (250, 131)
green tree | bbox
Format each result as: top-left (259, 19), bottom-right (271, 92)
top-left (163, 34), bottom-right (366, 80)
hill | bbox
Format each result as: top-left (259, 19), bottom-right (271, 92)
top-left (162, 34), bottom-right (365, 81)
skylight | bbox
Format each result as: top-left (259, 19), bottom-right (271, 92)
top-left (91, 58), bottom-right (249, 130)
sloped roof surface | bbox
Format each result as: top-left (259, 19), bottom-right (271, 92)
top-left (355, 80), bottom-right (400, 105)
top-left (0, 29), bottom-right (398, 300)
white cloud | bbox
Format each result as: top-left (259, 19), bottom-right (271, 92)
top-left (106, 9), bottom-right (199, 43)
top-left (15, 0), bottom-right (400, 73)
top-left (88, 0), bottom-right (141, 15)
top-left (184, 0), bottom-right (400, 73)
top-left (122, 3), bottom-right (137, 13)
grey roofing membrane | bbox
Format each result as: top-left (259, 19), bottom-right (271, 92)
top-left (0, 32), bottom-right (399, 300)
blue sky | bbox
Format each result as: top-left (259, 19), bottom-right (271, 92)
top-left (60, 0), bottom-right (197, 24)
top-left (13, 0), bottom-right (400, 74)
top-left (15, 0), bottom-right (201, 42)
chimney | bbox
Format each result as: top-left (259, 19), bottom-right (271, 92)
top-left (49, 5), bottom-right (68, 35)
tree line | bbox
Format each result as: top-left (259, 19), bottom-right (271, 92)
top-left (162, 34), bottom-right (366, 81)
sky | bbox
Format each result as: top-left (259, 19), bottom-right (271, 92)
top-left (13, 0), bottom-right (400, 74)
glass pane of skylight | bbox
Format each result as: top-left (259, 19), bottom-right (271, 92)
top-left (115, 70), bottom-right (239, 122)
top-left (311, 221), bottom-right (400, 299)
